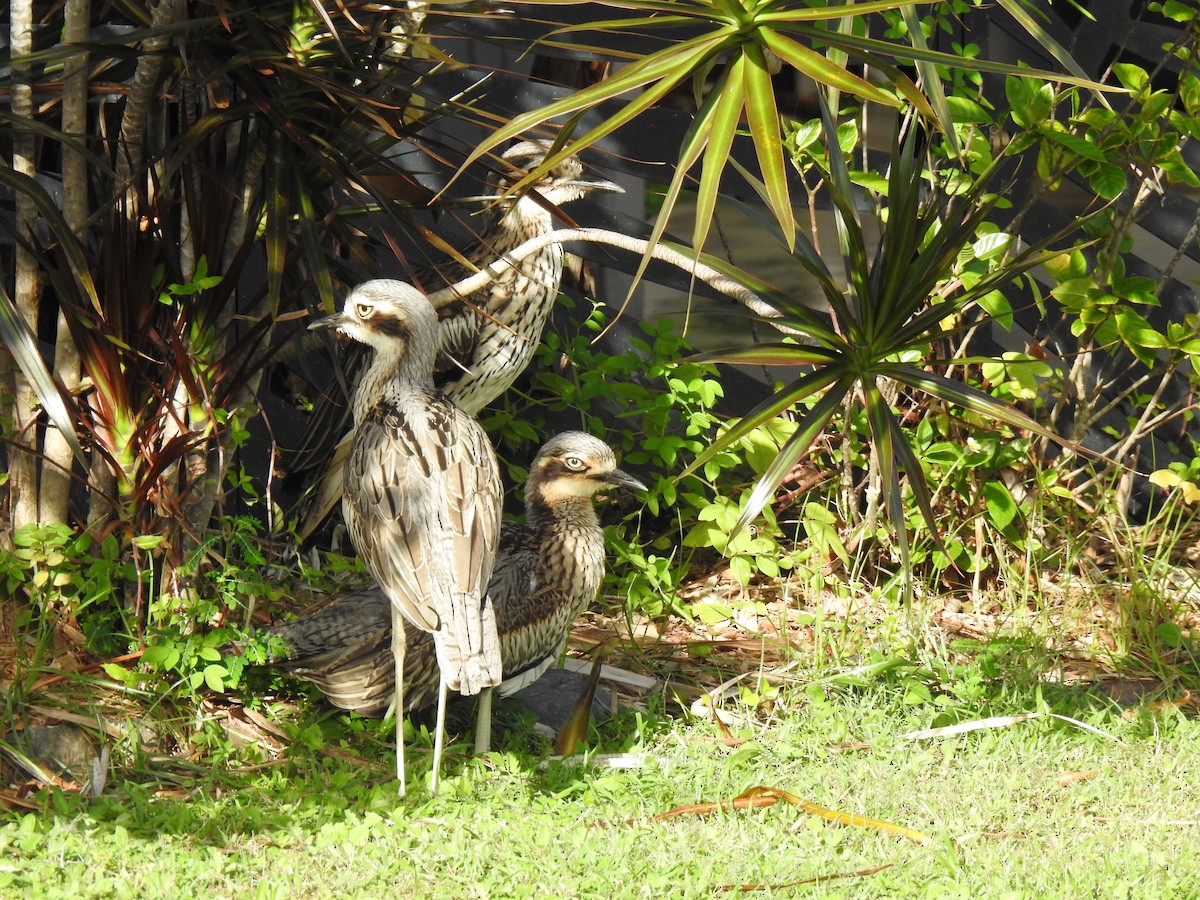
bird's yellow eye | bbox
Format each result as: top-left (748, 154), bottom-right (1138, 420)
top-left (355, 303), bottom-right (372, 319)
top-left (564, 456), bottom-right (585, 470)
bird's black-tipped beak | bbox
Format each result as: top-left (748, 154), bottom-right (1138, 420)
top-left (571, 177), bottom-right (624, 195)
top-left (599, 467), bottom-right (647, 493)
top-left (308, 311), bottom-right (345, 332)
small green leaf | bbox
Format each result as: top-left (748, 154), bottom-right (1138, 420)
top-left (1043, 249), bottom-right (1088, 281)
top-left (983, 480), bottom-right (1019, 531)
top-left (743, 41), bottom-right (794, 249)
top-left (975, 289), bottom-right (1013, 330)
top-left (1157, 0), bottom-right (1196, 23)
top-left (972, 232), bottom-right (1014, 261)
top-left (944, 95), bottom-right (993, 125)
top-left (203, 664), bottom-right (229, 693)
top-left (788, 118), bottom-right (822, 154)
top-left (1005, 76), bottom-right (1053, 127)
top-left (142, 643), bottom-right (177, 668)
top-left (903, 681), bottom-right (932, 705)
top-left (1156, 622), bottom-right (1184, 648)
top-left (101, 663), bottom-right (133, 685)
top-left (1089, 163), bottom-right (1127, 200)
top-left (693, 600), bottom-right (734, 625)
top-left (1112, 63), bottom-right (1149, 93)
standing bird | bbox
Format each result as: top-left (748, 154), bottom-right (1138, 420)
top-left (239, 433), bottom-right (645, 736)
top-left (430, 141), bottom-right (624, 413)
top-left (308, 279), bottom-right (503, 795)
top-left (292, 142), bottom-right (624, 538)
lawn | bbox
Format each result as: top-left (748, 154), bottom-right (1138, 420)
top-left (5, 581), bottom-right (1200, 898)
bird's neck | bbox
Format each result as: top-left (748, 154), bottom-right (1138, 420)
top-left (530, 493), bottom-right (607, 609)
top-left (527, 492), bottom-right (602, 535)
top-left (353, 349), bottom-right (433, 423)
top-left (496, 196), bottom-right (555, 241)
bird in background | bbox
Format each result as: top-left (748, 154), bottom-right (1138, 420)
top-left (239, 432), bottom-right (645, 743)
top-left (308, 279), bottom-right (503, 796)
top-left (292, 141), bottom-right (624, 540)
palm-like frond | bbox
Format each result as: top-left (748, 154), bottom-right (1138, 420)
top-left (684, 102), bottom-right (1087, 583)
top-left (452, 0), bottom-right (1116, 252)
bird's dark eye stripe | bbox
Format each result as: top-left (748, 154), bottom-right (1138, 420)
top-left (371, 315), bottom-right (413, 340)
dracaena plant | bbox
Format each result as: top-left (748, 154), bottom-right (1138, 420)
top-left (452, 0), bottom-right (1110, 275)
top-left (682, 101), bottom-right (1084, 584)
top-left (0, 0), bottom-right (445, 551)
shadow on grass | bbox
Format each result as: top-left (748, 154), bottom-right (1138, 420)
top-left (7, 614), bottom-right (1200, 852)
top-left (1, 677), bottom-right (675, 850)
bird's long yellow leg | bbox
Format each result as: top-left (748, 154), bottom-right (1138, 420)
top-left (391, 605), bottom-right (407, 797)
top-left (431, 677), bottom-right (448, 795)
top-left (474, 687), bottom-right (493, 755)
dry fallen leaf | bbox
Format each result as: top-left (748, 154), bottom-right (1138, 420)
top-left (613, 785), bottom-right (931, 845)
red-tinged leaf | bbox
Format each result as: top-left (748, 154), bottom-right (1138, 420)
top-left (757, 27), bottom-right (900, 109)
top-left (0, 166), bottom-right (100, 313)
top-left (693, 55), bottom-right (747, 256)
top-left (554, 648), bottom-right (606, 756)
top-left (877, 387), bottom-right (947, 557)
top-left (815, 97), bottom-right (871, 322)
top-left (754, 0), bottom-right (937, 23)
top-left (743, 41), bottom-right (794, 249)
top-left (681, 365), bottom-right (851, 480)
top-left (862, 378), bottom-right (908, 576)
top-left (897, 6), bottom-right (956, 149)
top-left (716, 862), bottom-right (898, 892)
top-left (497, 48), bottom-right (720, 204)
top-left (264, 146), bottom-right (287, 309)
top-left (731, 379), bottom-right (851, 538)
top-left (992, 0), bottom-right (1112, 105)
top-left (689, 342), bottom-right (842, 367)
top-left (888, 364), bottom-right (1052, 440)
top-left (452, 35), bottom-right (729, 188)
top-left (616, 62), bottom-right (732, 309)
top-left (0, 284), bottom-right (89, 469)
top-left (803, 26), bottom-right (1115, 94)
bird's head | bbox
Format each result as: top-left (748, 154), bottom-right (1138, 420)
top-left (308, 279), bottom-right (439, 377)
top-left (528, 431), bottom-right (647, 505)
top-left (491, 140), bottom-right (624, 210)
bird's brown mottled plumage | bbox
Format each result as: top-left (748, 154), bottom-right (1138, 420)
top-left (292, 142), bottom-right (623, 539)
top-left (308, 279), bottom-right (503, 793)
top-left (243, 433), bottom-right (645, 721)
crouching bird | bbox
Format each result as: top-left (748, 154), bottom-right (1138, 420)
top-left (308, 279), bottom-right (503, 796)
top-left (241, 433), bottom-right (645, 747)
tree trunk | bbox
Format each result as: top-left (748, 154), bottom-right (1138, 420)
top-left (40, 0), bottom-right (91, 526)
top-left (116, 0), bottom-right (175, 214)
top-left (9, 0), bottom-right (42, 532)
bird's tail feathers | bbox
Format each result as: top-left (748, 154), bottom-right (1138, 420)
top-left (435, 592), bottom-right (502, 695)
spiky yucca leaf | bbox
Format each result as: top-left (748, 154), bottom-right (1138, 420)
top-left (685, 102), bottom-right (1086, 585)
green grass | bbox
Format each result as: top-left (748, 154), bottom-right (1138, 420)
top-left (5, 671), bottom-right (1200, 899)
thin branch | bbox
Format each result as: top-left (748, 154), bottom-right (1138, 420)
top-left (425, 227), bottom-right (784, 325)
